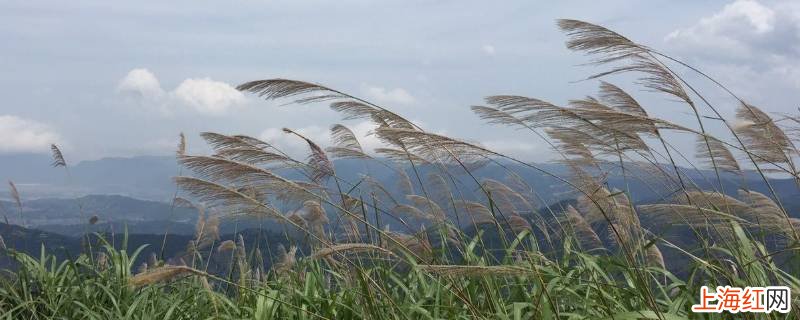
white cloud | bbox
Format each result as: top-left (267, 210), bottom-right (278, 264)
top-left (117, 68), bottom-right (164, 99)
top-left (361, 84), bottom-right (415, 105)
top-left (172, 78), bottom-right (246, 115)
top-left (665, 0), bottom-right (797, 60)
top-left (0, 115), bottom-right (61, 153)
top-left (482, 44), bottom-right (496, 56)
top-left (663, 0), bottom-right (800, 99)
top-left (117, 68), bottom-right (246, 116)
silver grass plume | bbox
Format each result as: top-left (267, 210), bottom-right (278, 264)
top-left (645, 244), bottom-right (665, 269)
top-left (695, 136), bottom-right (740, 173)
top-left (50, 144), bottom-right (67, 167)
top-left (734, 103), bottom-right (794, 166)
top-left (374, 148), bottom-right (431, 165)
top-left (326, 124), bottom-right (370, 160)
top-left (8, 181), bottom-right (21, 213)
top-left (283, 128), bottom-right (335, 183)
top-left (597, 81), bottom-right (649, 117)
top-left (562, 205), bottom-right (604, 252)
top-left (177, 132), bottom-right (186, 156)
top-left (406, 194), bottom-right (446, 222)
top-left (395, 169), bottom-right (414, 196)
top-left (272, 244), bottom-right (297, 274)
top-left (393, 204), bottom-right (431, 222)
top-left (557, 19), bottom-right (646, 64)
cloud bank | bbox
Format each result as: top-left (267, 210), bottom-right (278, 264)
top-left (665, 0), bottom-right (800, 92)
top-left (0, 115), bottom-right (61, 153)
top-left (118, 68), bottom-right (246, 116)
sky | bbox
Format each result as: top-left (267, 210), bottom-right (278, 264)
top-left (2, 0), bottom-right (799, 163)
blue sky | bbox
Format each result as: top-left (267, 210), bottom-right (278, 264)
top-left (2, 0), bottom-right (798, 162)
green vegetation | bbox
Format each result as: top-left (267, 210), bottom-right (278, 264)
top-left (1, 19), bottom-right (799, 319)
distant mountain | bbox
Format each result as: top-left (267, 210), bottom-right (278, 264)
top-left (0, 154), bottom-right (178, 201)
top-left (1, 154), bottom-right (798, 235)
top-left (0, 194), bottom-right (195, 227)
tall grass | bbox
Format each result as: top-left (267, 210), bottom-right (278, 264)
top-left (1, 19), bottom-right (799, 319)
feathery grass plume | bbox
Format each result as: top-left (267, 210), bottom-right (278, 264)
top-left (191, 205), bottom-right (220, 250)
top-left (271, 180), bottom-right (326, 205)
top-left (177, 132), bottom-right (186, 156)
top-left (506, 215), bottom-right (532, 234)
top-left (481, 179), bottom-right (535, 211)
top-left (272, 244), bottom-right (297, 274)
top-left (96, 252), bottom-right (108, 271)
top-left (310, 243), bottom-right (393, 260)
top-left (332, 101), bottom-right (416, 130)
top-left (326, 124), bottom-right (370, 160)
top-left (483, 96), bottom-right (575, 128)
top-left (738, 189), bottom-right (784, 220)
top-left (636, 204), bottom-right (748, 227)
top-left (173, 197), bottom-right (194, 208)
top-left (381, 229), bottom-right (432, 261)
top-left (425, 172), bottom-right (452, 205)
top-left (545, 127), bottom-right (598, 166)
top-left (8, 181), bottom-right (21, 209)
top-left (374, 148), bottom-right (431, 165)
top-left (216, 148), bottom-right (295, 168)
top-left (201, 132), bottom-right (294, 167)
top-left (238, 78), bottom-right (418, 131)
top-left (174, 176), bottom-right (284, 221)
top-left (645, 244), bottom-right (665, 269)
top-left (285, 211), bottom-right (307, 230)
top-left (590, 55), bottom-right (694, 107)
top-left (602, 191), bottom-right (641, 250)
top-left (359, 174), bottom-right (399, 204)
top-left (598, 81), bottom-right (648, 117)
top-left (302, 200), bottom-right (329, 242)
top-left (417, 265), bottom-right (535, 277)
top-left (561, 205), bottom-right (604, 251)
top-left (735, 103), bottom-right (794, 166)
top-left (575, 183), bottom-right (613, 225)
top-left (50, 144), bottom-right (67, 167)
top-left (129, 265), bottom-right (203, 288)
top-left (395, 169), bottom-right (413, 196)
top-left (393, 204), bottom-right (432, 222)
top-left (483, 95), bottom-right (651, 154)
top-left (236, 79), bottom-right (347, 103)
top-left (235, 234), bottom-right (248, 279)
top-left (374, 127), bottom-right (491, 168)
top-left (673, 191), bottom-right (758, 225)
top-left (695, 136), bottom-right (740, 173)
top-left (178, 154), bottom-right (282, 185)
top-left (216, 240), bottom-right (235, 252)
top-left (406, 195), bottom-right (445, 221)
top-left (283, 128), bottom-right (335, 183)
top-left (302, 200), bottom-right (329, 225)
top-left (7, 181), bottom-right (22, 226)
top-left (557, 19), bottom-right (646, 64)
top-left (674, 191), bottom-right (750, 218)
top-left (455, 200), bottom-right (496, 227)
top-left (201, 132), bottom-right (266, 152)
top-left (470, 105), bottom-right (528, 128)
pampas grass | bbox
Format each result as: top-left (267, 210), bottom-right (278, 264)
top-left (2, 18), bottom-right (799, 320)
